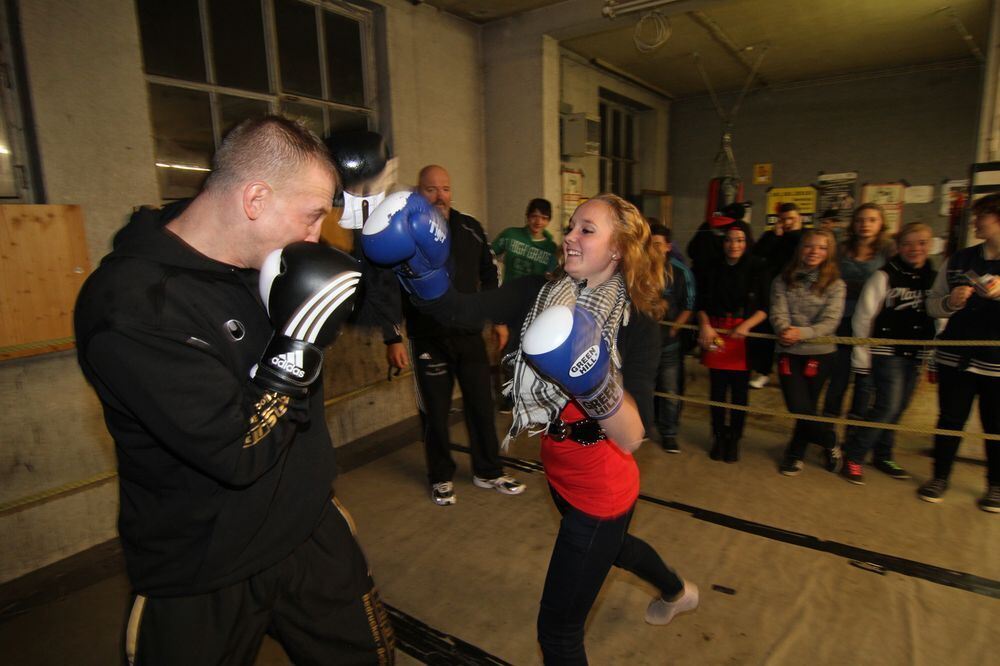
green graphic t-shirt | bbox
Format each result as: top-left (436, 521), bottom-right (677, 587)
top-left (493, 226), bottom-right (558, 282)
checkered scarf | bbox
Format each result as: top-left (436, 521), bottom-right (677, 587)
top-left (501, 272), bottom-right (629, 449)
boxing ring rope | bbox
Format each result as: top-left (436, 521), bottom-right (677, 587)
top-left (658, 320), bottom-right (1000, 347)
top-left (3, 324), bottom-right (995, 516)
top-left (0, 370), bottom-right (413, 517)
top-left (653, 391), bottom-right (1000, 441)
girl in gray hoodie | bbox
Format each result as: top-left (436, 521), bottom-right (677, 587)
top-left (770, 229), bottom-right (846, 476)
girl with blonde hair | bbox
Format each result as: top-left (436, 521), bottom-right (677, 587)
top-left (382, 193), bottom-right (698, 662)
top-left (771, 229), bottom-right (847, 476)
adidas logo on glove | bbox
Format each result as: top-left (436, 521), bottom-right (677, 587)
top-left (270, 350), bottom-right (306, 378)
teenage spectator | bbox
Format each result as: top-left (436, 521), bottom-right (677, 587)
top-left (398, 165), bottom-right (525, 505)
top-left (750, 202), bottom-right (805, 389)
top-left (493, 198), bottom-right (559, 282)
top-left (771, 229), bottom-right (846, 476)
top-left (823, 204), bottom-right (896, 428)
top-left (696, 222), bottom-right (769, 462)
top-left (842, 223), bottom-right (936, 484)
top-left (920, 194), bottom-right (1000, 512)
top-left (818, 208), bottom-right (841, 235)
top-left (687, 205), bottom-right (742, 280)
top-left (648, 216), bottom-right (688, 266)
top-left (650, 224), bottom-right (696, 453)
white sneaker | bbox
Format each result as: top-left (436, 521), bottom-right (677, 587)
top-left (749, 374), bottom-right (770, 389)
top-left (472, 474), bottom-right (526, 495)
top-left (645, 580), bottom-right (699, 625)
top-left (431, 481), bottom-right (457, 506)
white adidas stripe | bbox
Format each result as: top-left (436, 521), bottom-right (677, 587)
top-left (284, 272), bottom-right (361, 339)
top-left (299, 279), bottom-right (360, 343)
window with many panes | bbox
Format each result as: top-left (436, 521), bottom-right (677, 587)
top-left (598, 97), bottom-right (638, 199)
top-left (136, 0), bottom-right (378, 199)
top-left (0, 1), bottom-right (39, 202)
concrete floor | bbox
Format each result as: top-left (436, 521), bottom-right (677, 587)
top-left (1, 367), bottom-right (997, 665)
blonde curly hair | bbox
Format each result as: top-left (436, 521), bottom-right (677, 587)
top-left (552, 194), bottom-right (666, 320)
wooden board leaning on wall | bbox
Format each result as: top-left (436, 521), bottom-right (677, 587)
top-left (0, 205), bottom-right (91, 361)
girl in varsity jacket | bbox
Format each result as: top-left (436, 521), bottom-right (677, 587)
top-left (843, 223), bottom-right (936, 484)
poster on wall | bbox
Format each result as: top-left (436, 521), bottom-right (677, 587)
top-left (861, 182), bottom-right (905, 233)
top-left (816, 172), bottom-right (857, 232)
top-left (940, 179), bottom-right (969, 216)
top-left (903, 185), bottom-right (934, 204)
top-left (765, 186), bottom-right (817, 228)
top-left (561, 167), bottom-right (584, 231)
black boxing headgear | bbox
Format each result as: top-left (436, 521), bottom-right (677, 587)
top-left (325, 130), bottom-right (390, 193)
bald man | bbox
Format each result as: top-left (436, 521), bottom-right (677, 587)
top-left (393, 165), bottom-right (524, 505)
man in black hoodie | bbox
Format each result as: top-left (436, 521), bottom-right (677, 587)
top-left (75, 117), bottom-right (393, 665)
top-left (394, 165), bottom-right (525, 506)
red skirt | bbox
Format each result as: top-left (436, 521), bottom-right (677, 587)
top-left (701, 316), bottom-right (747, 371)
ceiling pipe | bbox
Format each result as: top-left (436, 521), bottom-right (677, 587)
top-left (937, 6), bottom-right (985, 62)
top-left (688, 10), bottom-right (769, 87)
top-left (602, 0), bottom-right (688, 19)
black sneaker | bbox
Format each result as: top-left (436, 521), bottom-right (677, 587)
top-left (779, 456), bottom-right (804, 476)
top-left (823, 446), bottom-right (843, 473)
top-left (873, 459), bottom-right (910, 480)
top-left (917, 478), bottom-right (948, 503)
top-left (662, 436), bottom-right (680, 454)
top-left (978, 485), bottom-right (1000, 513)
top-left (842, 460), bottom-right (865, 485)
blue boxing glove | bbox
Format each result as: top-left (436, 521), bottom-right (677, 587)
top-left (522, 305), bottom-right (624, 420)
top-left (361, 190), bottom-right (451, 299)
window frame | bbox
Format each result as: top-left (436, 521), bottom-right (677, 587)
top-left (140, 0), bottom-right (379, 193)
top-left (0, 0), bottom-right (41, 202)
top-left (598, 97), bottom-right (639, 199)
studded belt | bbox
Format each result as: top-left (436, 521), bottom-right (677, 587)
top-left (547, 418), bottom-right (608, 446)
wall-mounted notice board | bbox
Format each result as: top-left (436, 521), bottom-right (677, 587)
top-left (0, 205), bottom-right (91, 361)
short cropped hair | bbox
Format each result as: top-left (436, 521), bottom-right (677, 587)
top-left (972, 192), bottom-right (1000, 218)
top-left (204, 115), bottom-right (336, 193)
top-left (896, 222), bottom-right (932, 242)
top-left (777, 202), bottom-right (799, 214)
top-left (649, 223), bottom-right (671, 241)
top-left (525, 198), bottom-right (552, 218)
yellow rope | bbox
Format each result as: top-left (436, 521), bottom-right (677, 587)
top-left (1, 371), bottom-right (416, 516)
top-left (655, 391), bottom-right (1000, 441)
top-left (660, 321), bottom-right (1000, 347)
top-left (0, 336), bottom-right (76, 356)
top-left (0, 470), bottom-right (117, 516)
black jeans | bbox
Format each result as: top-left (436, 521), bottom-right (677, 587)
top-left (708, 369), bottom-right (750, 439)
top-left (933, 365), bottom-right (1000, 485)
top-left (821, 319), bottom-right (853, 417)
top-left (537, 487), bottom-right (683, 665)
top-left (777, 353), bottom-right (836, 459)
top-left (411, 334), bottom-right (503, 483)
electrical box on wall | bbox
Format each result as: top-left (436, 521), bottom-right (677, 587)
top-left (561, 113), bottom-right (601, 157)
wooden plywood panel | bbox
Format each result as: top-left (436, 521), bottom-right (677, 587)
top-left (0, 205), bottom-right (91, 360)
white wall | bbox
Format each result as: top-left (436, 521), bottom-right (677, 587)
top-left (560, 53), bottom-right (670, 200)
top-left (0, 0), bottom-right (486, 585)
top-left (0, 0), bottom-right (158, 585)
top-left (383, 0), bottom-right (486, 219)
top-left (977, 0), bottom-right (1000, 162)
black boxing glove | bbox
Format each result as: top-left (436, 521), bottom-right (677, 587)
top-left (326, 130), bottom-right (394, 229)
top-left (253, 242), bottom-right (362, 397)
